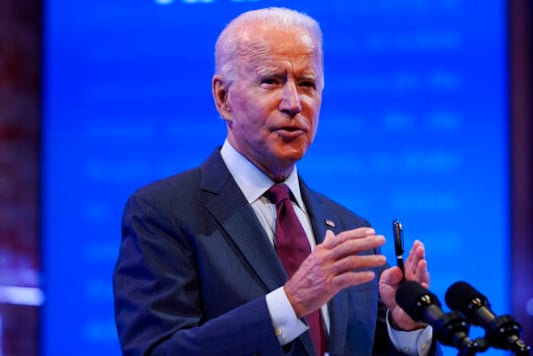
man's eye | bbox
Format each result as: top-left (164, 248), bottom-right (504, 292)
top-left (299, 81), bottom-right (316, 88)
top-left (261, 78), bottom-right (278, 86)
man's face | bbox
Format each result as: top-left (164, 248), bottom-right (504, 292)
top-left (220, 26), bottom-right (323, 181)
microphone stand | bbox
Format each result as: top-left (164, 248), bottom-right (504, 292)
top-left (452, 314), bottom-right (532, 356)
top-left (483, 315), bottom-right (532, 356)
top-left (432, 310), bottom-right (486, 356)
top-left (456, 337), bottom-right (489, 356)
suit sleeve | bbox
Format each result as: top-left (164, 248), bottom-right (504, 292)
top-left (112, 193), bottom-right (284, 356)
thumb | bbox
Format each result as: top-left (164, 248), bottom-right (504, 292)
top-left (322, 229), bottom-right (336, 247)
top-left (380, 266), bottom-right (404, 286)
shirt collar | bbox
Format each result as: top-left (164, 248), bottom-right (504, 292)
top-left (220, 140), bottom-right (305, 210)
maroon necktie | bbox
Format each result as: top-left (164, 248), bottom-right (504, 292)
top-left (266, 183), bottom-right (326, 355)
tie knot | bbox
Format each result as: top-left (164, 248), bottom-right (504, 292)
top-left (265, 183), bottom-right (291, 205)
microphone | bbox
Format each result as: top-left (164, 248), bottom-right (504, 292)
top-left (396, 281), bottom-right (487, 354)
top-left (445, 281), bottom-right (532, 355)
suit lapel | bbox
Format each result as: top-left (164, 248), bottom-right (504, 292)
top-left (299, 179), bottom-right (350, 353)
top-left (200, 150), bottom-right (287, 292)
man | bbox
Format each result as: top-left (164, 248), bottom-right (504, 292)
top-left (113, 7), bottom-right (438, 356)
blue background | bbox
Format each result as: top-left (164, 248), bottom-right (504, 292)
top-left (43, 1), bottom-right (509, 355)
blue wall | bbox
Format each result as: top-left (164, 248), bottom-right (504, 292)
top-left (43, 1), bottom-right (509, 355)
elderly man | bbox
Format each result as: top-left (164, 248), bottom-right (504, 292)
top-left (113, 7), bottom-right (438, 356)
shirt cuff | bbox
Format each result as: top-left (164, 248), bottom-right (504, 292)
top-left (265, 286), bottom-right (309, 345)
top-left (387, 310), bottom-right (433, 356)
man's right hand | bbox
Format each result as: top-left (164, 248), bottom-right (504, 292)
top-left (284, 227), bottom-right (386, 318)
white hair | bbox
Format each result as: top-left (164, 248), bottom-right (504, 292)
top-left (214, 7), bottom-right (324, 84)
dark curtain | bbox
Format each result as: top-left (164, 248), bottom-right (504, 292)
top-left (510, 0), bottom-right (533, 344)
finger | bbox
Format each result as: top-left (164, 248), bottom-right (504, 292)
top-left (414, 259), bottom-right (429, 284)
top-left (322, 229), bottom-right (336, 245)
top-left (405, 251), bottom-right (430, 285)
top-left (406, 241), bottom-right (423, 261)
top-left (412, 240), bottom-right (426, 259)
top-left (323, 227), bottom-right (375, 249)
top-left (331, 253), bottom-right (386, 275)
top-left (422, 271), bottom-right (431, 288)
top-left (405, 241), bottom-right (425, 278)
top-left (331, 270), bottom-right (376, 289)
top-left (330, 234), bottom-right (385, 260)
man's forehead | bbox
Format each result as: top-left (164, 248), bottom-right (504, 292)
top-left (231, 23), bottom-right (324, 79)
top-left (238, 49), bottom-right (321, 76)
top-left (239, 23), bottom-right (318, 51)
top-left (237, 34), bottom-right (320, 64)
top-left (241, 44), bottom-right (318, 61)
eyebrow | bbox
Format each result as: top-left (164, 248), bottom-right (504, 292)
top-left (255, 67), bottom-right (318, 80)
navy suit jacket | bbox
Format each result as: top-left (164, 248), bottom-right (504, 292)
top-left (113, 149), bottom-right (437, 355)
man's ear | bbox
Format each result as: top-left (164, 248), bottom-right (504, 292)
top-left (212, 74), bottom-right (231, 121)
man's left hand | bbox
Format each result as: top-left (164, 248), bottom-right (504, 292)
top-left (378, 240), bottom-right (430, 330)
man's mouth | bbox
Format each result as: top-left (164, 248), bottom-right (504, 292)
top-left (274, 127), bottom-right (305, 139)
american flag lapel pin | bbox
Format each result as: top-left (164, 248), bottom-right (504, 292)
top-left (324, 219), bottom-right (335, 228)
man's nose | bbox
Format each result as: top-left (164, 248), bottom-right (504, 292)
top-left (279, 81), bottom-right (302, 115)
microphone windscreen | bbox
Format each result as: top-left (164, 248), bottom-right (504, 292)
top-left (445, 281), bottom-right (489, 314)
top-left (396, 281), bottom-right (441, 320)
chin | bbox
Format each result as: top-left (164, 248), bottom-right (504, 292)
top-left (279, 150), bottom-right (306, 164)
